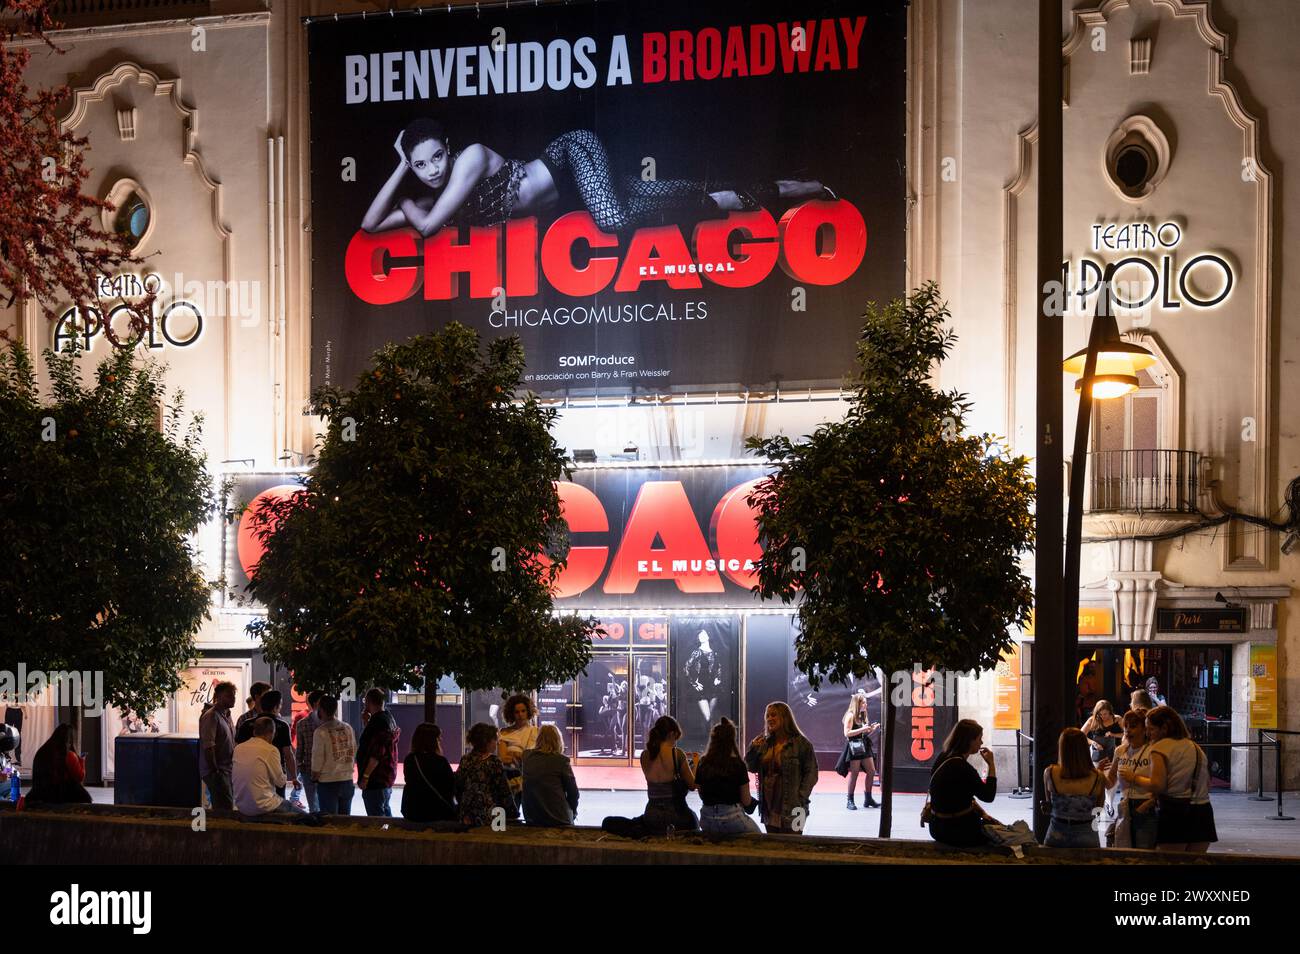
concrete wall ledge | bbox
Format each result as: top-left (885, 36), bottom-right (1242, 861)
top-left (0, 803), bottom-right (1289, 865)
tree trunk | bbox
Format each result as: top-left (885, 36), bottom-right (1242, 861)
top-left (424, 668), bottom-right (437, 725)
top-left (878, 690), bottom-right (895, 838)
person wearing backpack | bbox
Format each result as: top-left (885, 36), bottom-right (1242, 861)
top-left (402, 722), bottom-right (457, 822)
top-left (1121, 705), bottom-right (1217, 853)
top-left (923, 719), bottom-right (1001, 847)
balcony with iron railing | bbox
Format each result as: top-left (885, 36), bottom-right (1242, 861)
top-left (1080, 449), bottom-right (1207, 538)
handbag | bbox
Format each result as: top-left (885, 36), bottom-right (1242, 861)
top-left (409, 753), bottom-right (457, 816)
top-left (1156, 743), bottom-right (1204, 815)
top-left (847, 737), bottom-right (868, 760)
top-left (670, 748), bottom-right (690, 804)
top-left (921, 756), bottom-right (965, 827)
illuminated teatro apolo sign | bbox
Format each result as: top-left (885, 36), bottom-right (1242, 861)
top-left (53, 272), bottom-right (204, 354)
top-left (1064, 221), bottom-right (1234, 312)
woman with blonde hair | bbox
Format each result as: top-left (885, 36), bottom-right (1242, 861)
top-left (520, 724), bottom-right (580, 827)
top-left (834, 689), bottom-right (880, 810)
top-left (745, 702), bottom-right (818, 834)
top-left (1082, 699), bottom-right (1124, 765)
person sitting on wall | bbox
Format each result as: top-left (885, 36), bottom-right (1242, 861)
top-left (401, 722), bottom-right (457, 823)
top-left (521, 724), bottom-right (580, 827)
top-left (232, 717), bottom-right (301, 817)
top-left (600, 715), bottom-right (699, 839)
top-left (923, 719), bottom-right (1001, 848)
top-left (455, 722), bottom-right (515, 828)
top-left (235, 689), bottom-right (299, 804)
top-left (26, 723), bottom-right (92, 806)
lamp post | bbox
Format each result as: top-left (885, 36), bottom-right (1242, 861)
top-left (1048, 263), bottom-right (1155, 837)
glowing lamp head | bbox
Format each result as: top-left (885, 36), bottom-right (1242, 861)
top-left (1074, 374), bottom-right (1139, 399)
top-left (1062, 313), bottom-right (1155, 401)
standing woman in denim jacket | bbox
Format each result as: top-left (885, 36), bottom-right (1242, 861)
top-left (745, 702), bottom-right (819, 834)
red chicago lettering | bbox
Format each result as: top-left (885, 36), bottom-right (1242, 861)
top-left (709, 478), bottom-right (763, 588)
top-left (422, 225), bottom-right (500, 299)
top-left (541, 481), bottom-right (608, 598)
top-left (344, 229), bottom-right (421, 305)
top-left (615, 226), bottom-right (702, 293)
top-left (778, 200), bottom-right (867, 285)
top-left (604, 481), bottom-right (723, 594)
top-left (504, 217), bottom-right (538, 297)
top-left (539, 211), bottom-right (620, 296)
top-left (692, 212), bottom-right (779, 288)
top-left (345, 202), bottom-right (864, 302)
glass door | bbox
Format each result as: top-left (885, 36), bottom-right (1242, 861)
top-left (631, 653), bottom-right (669, 758)
top-left (574, 654), bottom-right (631, 763)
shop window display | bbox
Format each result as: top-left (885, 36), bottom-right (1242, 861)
top-left (576, 656), bottom-right (630, 758)
top-left (631, 654), bottom-right (669, 756)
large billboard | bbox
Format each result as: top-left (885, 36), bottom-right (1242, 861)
top-left (308, 0), bottom-right (907, 396)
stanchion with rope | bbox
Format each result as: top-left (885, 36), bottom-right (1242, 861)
top-left (1262, 730), bottom-right (1295, 821)
top-left (1008, 729), bottom-right (1034, 798)
top-left (1250, 728), bottom-right (1272, 800)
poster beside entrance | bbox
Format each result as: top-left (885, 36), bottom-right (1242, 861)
top-left (670, 616), bottom-right (739, 754)
top-left (1249, 644), bottom-right (1278, 729)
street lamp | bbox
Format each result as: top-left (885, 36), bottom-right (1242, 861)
top-left (1062, 310), bottom-right (1156, 399)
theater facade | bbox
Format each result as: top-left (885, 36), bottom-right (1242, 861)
top-left (2, 0), bottom-right (1296, 794)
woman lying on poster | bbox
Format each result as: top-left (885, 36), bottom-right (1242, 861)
top-left (361, 120), bottom-right (835, 236)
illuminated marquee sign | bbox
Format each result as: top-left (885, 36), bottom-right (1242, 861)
top-left (1065, 221), bottom-right (1233, 313)
top-left (228, 464), bottom-right (771, 609)
top-left (53, 272), bottom-right (204, 354)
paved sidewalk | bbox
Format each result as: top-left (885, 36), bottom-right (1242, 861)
top-left (85, 786), bottom-right (1300, 856)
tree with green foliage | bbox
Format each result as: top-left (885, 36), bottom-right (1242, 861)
top-left (0, 341), bottom-right (216, 717)
top-left (246, 323), bottom-right (595, 720)
top-left (746, 283), bottom-right (1035, 838)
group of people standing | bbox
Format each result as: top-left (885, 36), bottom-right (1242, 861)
top-left (925, 690), bottom-right (1218, 853)
top-left (200, 682), bottom-right (402, 818)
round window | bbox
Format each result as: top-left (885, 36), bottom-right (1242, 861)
top-left (102, 179), bottom-right (154, 251)
top-left (114, 193), bottom-right (150, 241)
top-left (1103, 117), bottom-right (1171, 203)
top-left (1114, 144), bottom-right (1153, 192)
